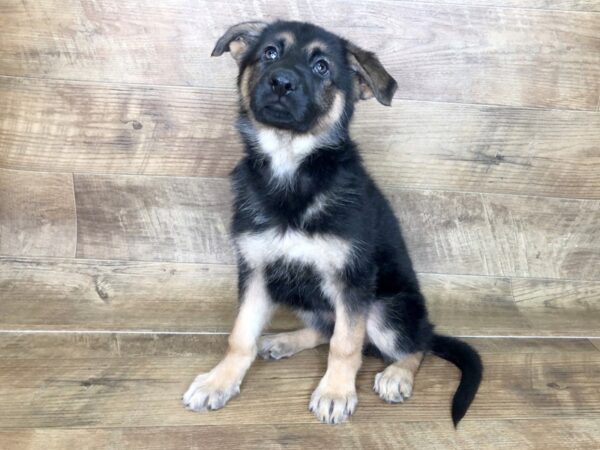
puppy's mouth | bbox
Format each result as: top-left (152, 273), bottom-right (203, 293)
top-left (261, 101), bottom-right (296, 124)
top-left (250, 88), bottom-right (311, 131)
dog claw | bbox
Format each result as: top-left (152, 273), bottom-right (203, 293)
top-left (373, 368), bottom-right (414, 404)
top-left (309, 387), bottom-right (357, 424)
top-left (182, 372), bottom-right (241, 412)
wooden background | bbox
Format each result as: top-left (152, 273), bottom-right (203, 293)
top-left (1, 1), bottom-right (599, 448)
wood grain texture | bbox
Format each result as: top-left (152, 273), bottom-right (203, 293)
top-left (72, 174), bottom-right (600, 280)
top-left (390, 190), bottom-right (600, 280)
top-left (0, 333), bottom-right (597, 359)
top-left (512, 278), bottom-right (600, 336)
top-left (2, 257), bottom-right (599, 336)
top-left (0, 257), bottom-right (297, 333)
top-left (2, 420), bottom-right (600, 450)
top-left (3, 77), bottom-right (599, 200)
top-left (1, 2), bottom-right (598, 446)
top-left (0, 334), bottom-right (598, 428)
top-left (354, 101), bottom-right (600, 199)
top-left (404, 0), bottom-right (600, 12)
top-left (0, 77), bottom-right (240, 176)
top-left (420, 273), bottom-right (533, 336)
top-left (73, 174), bottom-right (233, 263)
top-left (1, 1), bottom-right (599, 109)
top-left (0, 77), bottom-right (150, 175)
top-left (0, 169), bottom-right (76, 258)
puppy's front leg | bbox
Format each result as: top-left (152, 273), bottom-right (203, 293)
top-left (183, 270), bottom-right (274, 411)
top-left (309, 297), bottom-right (366, 424)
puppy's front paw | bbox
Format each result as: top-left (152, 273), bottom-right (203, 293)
top-left (373, 365), bottom-right (414, 403)
top-left (309, 385), bottom-right (357, 424)
top-left (182, 371), bottom-right (241, 412)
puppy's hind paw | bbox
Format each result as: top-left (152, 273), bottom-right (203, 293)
top-left (258, 335), bottom-right (297, 360)
top-left (373, 366), bottom-right (414, 404)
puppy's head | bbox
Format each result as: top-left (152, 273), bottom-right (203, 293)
top-left (212, 21), bottom-right (397, 135)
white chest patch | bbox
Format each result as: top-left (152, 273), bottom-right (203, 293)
top-left (256, 129), bottom-right (319, 180)
top-left (235, 228), bottom-right (352, 275)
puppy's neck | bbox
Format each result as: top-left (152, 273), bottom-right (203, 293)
top-left (255, 128), bottom-right (320, 180)
top-left (238, 115), bottom-right (348, 182)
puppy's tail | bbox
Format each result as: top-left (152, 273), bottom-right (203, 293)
top-left (430, 334), bottom-right (483, 427)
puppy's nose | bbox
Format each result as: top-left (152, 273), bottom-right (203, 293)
top-left (270, 70), bottom-right (297, 97)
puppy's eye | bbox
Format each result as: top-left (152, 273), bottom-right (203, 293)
top-left (263, 46), bottom-right (279, 61)
top-left (313, 60), bottom-right (329, 76)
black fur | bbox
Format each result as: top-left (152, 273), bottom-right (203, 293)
top-left (432, 335), bottom-right (484, 427)
top-left (224, 20), bottom-right (482, 425)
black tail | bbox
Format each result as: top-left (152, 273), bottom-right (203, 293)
top-left (430, 334), bottom-right (483, 427)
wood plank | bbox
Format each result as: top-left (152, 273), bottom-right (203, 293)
top-left (73, 174), bottom-right (600, 280)
top-left (390, 190), bottom-right (600, 280)
top-left (0, 77), bottom-right (240, 176)
top-left (404, 0), bottom-right (600, 13)
top-left (0, 258), bottom-right (252, 333)
top-left (73, 174), bottom-right (233, 263)
top-left (0, 169), bottom-right (76, 258)
top-left (2, 419), bottom-right (600, 450)
top-left (3, 77), bottom-right (599, 200)
top-left (354, 101), bottom-right (600, 199)
top-left (468, 337), bottom-right (599, 354)
top-left (0, 257), bottom-right (545, 336)
top-left (1, 1), bottom-right (599, 109)
top-left (512, 279), bottom-right (600, 336)
top-left (1, 333), bottom-right (596, 360)
top-left (0, 255), bottom-right (598, 336)
top-left (0, 335), bottom-right (598, 428)
top-left (420, 273), bottom-right (534, 336)
top-left (0, 77), bottom-right (150, 175)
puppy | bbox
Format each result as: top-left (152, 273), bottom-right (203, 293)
top-left (183, 20), bottom-right (483, 425)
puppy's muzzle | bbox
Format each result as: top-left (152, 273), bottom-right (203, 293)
top-left (269, 69), bottom-right (298, 97)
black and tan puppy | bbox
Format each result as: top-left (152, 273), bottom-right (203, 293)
top-left (183, 20), bottom-right (483, 425)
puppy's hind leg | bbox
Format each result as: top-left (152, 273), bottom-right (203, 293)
top-left (366, 298), bottom-right (429, 403)
top-left (259, 310), bottom-right (332, 360)
top-left (374, 352), bottom-right (423, 403)
top-left (259, 328), bottom-right (329, 360)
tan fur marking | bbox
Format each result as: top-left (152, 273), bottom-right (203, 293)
top-left (259, 328), bottom-right (329, 359)
top-left (311, 90), bottom-right (346, 135)
top-left (386, 352), bottom-right (423, 381)
top-left (348, 52), bottom-right (376, 102)
top-left (225, 270), bottom-right (274, 358)
top-left (228, 38), bottom-right (247, 60)
top-left (183, 271), bottom-right (274, 411)
top-left (346, 42), bottom-right (397, 105)
top-left (275, 31), bottom-right (296, 48)
top-left (309, 302), bottom-right (366, 423)
top-left (327, 306), bottom-right (366, 381)
top-left (240, 64), bottom-right (255, 111)
top-left (374, 352), bottom-right (424, 403)
top-left (305, 40), bottom-right (328, 54)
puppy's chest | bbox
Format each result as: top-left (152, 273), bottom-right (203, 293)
top-left (234, 228), bottom-right (351, 275)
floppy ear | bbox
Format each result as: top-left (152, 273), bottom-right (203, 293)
top-left (346, 42), bottom-right (398, 106)
top-left (211, 21), bottom-right (268, 64)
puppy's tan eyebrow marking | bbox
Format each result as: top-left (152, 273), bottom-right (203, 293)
top-left (274, 31), bottom-right (296, 48)
top-left (305, 40), bottom-right (328, 56)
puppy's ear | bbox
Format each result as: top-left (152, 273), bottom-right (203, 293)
top-left (346, 42), bottom-right (398, 106)
top-left (211, 21), bottom-right (268, 64)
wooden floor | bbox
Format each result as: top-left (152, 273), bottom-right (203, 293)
top-left (1, 1), bottom-right (600, 449)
